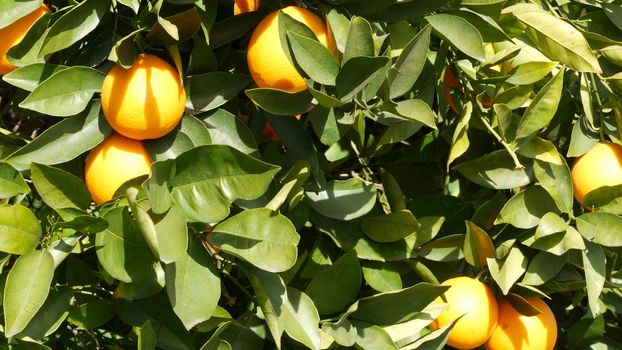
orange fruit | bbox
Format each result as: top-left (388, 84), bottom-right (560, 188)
top-left (571, 142), bottom-right (622, 205)
top-left (101, 54), bottom-right (186, 140)
top-left (85, 133), bottom-right (152, 204)
top-left (429, 276), bottom-right (498, 349)
top-left (0, 4), bottom-right (50, 75)
top-left (234, 0), bottom-right (260, 15)
top-left (442, 67), bottom-right (462, 114)
top-left (247, 6), bottom-right (331, 92)
top-left (485, 298), bottom-right (557, 350)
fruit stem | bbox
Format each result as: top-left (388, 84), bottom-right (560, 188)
top-left (478, 114), bottom-right (524, 170)
top-left (588, 73), bottom-right (607, 142)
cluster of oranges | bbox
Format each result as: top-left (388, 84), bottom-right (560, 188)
top-left (430, 276), bottom-right (557, 350)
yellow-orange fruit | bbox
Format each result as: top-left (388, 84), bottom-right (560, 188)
top-left (101, 54), bottom-right (186, 140)
top-left (247, 6), bottom-right (331, 92)
top-left (234, 0), bottom-right (260, 15)
top-left (429, 277), bottom-right (498, 349)
top-left (85, 133), bottom-right (152, 204)
top-left (485, 298), bottom-right (557, 350)
top-left (0, 4), bottom-right (50, 75)
top-left (571, 142), bottom-right (622, 205)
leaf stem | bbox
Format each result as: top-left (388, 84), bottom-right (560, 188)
top-left (478, 114), bottom-right (524, 170)
top-left (588, 73), bottom-right (606, 142)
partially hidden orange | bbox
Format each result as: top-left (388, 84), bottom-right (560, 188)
top-left (85, 133), bottom-right (152, 205)
top-left (429, 276), bottom-right (498, 349)
top-left (0, 4), bottom-right (50, 75)
top-left (101, 54), bottom-right (186, 140)
top-left (571, 142), bottom-right (622, 205)
top-left (485, 298), bottom-right (557, 350)
top-left (247, 6), bottom-right (331, 92)
top-left (234, 0), bottom-right (260, 15)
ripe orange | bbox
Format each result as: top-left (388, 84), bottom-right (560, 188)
top-left (485, 298), bottom-right (557, 350)
top-left (234, 0), bottom-right (260, 15)
top-left (85, 133), bottom-right (152, 204)
top-left (0, 4), bottom-right (50, 75)
top-left (571, 142), bottom-right (622, 205)
top-left (101, 54), bottom-right (186, 140)
top-left (429, 276), bottom-right (498, 349)
top-left (247, 6), bottom-right (331, 92)
top-left (442, 67), bottom-right (462, 114)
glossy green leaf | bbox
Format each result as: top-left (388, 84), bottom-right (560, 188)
top-left (246, 88), bottom-right (313, 116)
top-left (166, 238), bottom-right (220, 330)
top-left (185, 72), bottom-right (251, 112)
top-left (343, 17), bottom-right (374, 64)
top-left (352, 322), bottom-right (398, 350)
top-left (521, 251), bottom-right (566, 286)
top-left (144, 115), bottom-right (212, 162)
top-left (19, 66), bottom-right (104, 117)
top-left (455, 150), bottom-right (531, 190)
top-left (447, 102), bottom-right (472, 168)
top-left (17, 287), bottom-right (73, 340)
top-left (582, 241), bottom-right (606, 316)
top-left (4, 250), bottom-right (54, 337)
top-left (425, 14), bottom-right (485, 61)
top-left (487, 247), bottom-right (527, 295)
top-left (506, 61), bottom-right (556, 85)
top-left (576, 212), bottom-right (622, 247)
top-left (2, 63), bottom-right (67, 91)
top-left (208, 208), bottom-right (300, 273)
top-left (287, 31), bottom-right (339, 85)
top-left (336, 56), bottom-right (389, 101)
top-left (361, 261), bottom-right (402, 293)
top-left (305, 251), bottom-right (361, 315)
top-left (388, 25), bottom-right (431, 99)
top-left (361, 210), bottom-right (420, 243)
top-left (67, 300), bottom-right (115, 328)
top-left (39, 0), bottom-right (111, 57)
top-left (496, 186), bottom-right (559, 229)
top-left (0, 0), bottom-right (43, 29)
top-left (0, 162), bottom-right (29, 198)
top-left (282, 288), bottom-right (321, 350)
top-left (138, 320), bottom-right (157, 350)
top-left (201, 109), bottom-right (257, 155)
top-left (305, 178), bottom-right (377, 221)
top-left (30, 163), bottom-right (91, 210)
top-left (0, 205), bottom-right (41, 254)
top-left (463, 221), bottom-right (494, 268)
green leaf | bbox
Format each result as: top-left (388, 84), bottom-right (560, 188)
top-left (487, 247), bottom-right (528, 295)
top-left (30, 163), bottom-right (91, 210)
top-left (2, 63), bottom-right (68, 91)
top-left (161, 145), bottom-right (279, 223)
top-left (349, 283), bottom-right (448, 325)
top-left (361, 261), bottom-right (402, 293)
top-left (0, 162), bottom-right (30, 198)
top-left (166, 238), bottom-right (220, 330)
top-left (4, 101), bottom-right (111, 171)
top-left (96, 207), bottom-right (157, 283)
top-left (19, 66), bottom-right (104, 117)
top-left (0, 0), bottom-right (43, 29)
top-left (496, 186), bottom-right (559, 229)
top-left (5, 11), bottom-right (50, 67)
top-left (282, 288), bottom-right (321, 350)
top-left (138, 320), bottom-right (157, 350)
top-left (17, 287), bottom-right (73, 340)
top-left (447, 102), bottom-right (472, 168)
top-left (39, 0), bottom-right (111, 57)
top-left (352, 322), bottom-right (398, 350)
top-left (287, 31), bottom-right (339, 85)
top-left (185, 72), bottom-right (251, 112)
top-left (3, 250), bottom-right (54, 337)
top-left (361, 210), bottom-right (420, 243)
top-left (400, 317), bottom-right (458, 350)
top-left (425, 14), bottom-right (485, 61)
top-left (506, 61), bottom-right (557, 85)
top-left (246, 88), bottom-right (313, 116)
top-left (305, 251), bottom-right (361, 315)
top-left (305, 178), bottom-right (377, 221)
top-left (463, 221), bottom-right (494, 268)
top-left (144, 115), bottom-right (213, 162)
top-left (516, 137), bottom-right (562, 165)
top-left (208, 208), bottom-right (300, 273)
top-left (582, 241), bottom-right (606, 316)
top-left (521, 251), bottom-right (566, 286)
top-left (336, 56), bottom-right (389, 101)
top-left (343, 17), bottom-right (374, 64)
top-left (515, 11), bottom-right (601, 73)
top-left (201, 109), bottom-right (258, 156)
top-left (515, 67), bottom-right (564, 140)
top-left (67, 300), bottom-right (115, 328)
top-left (533, 158), bottom-right (573, 214)
top-left (0, 205), bottom-right (41, 254)
top-left (388, 25), bottom-right (431, 99)
top-left (522, 212), bottom-right (584, 255)
top-left (394, 99), bottom-right (437, 129)
top-left (455, 150), bottom-right (532, 190)
top-left (576, 212), bottom-right (622, 247)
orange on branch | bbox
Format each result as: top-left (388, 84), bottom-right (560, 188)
top-left (85, 133), bottom-right (152, 205)
top-left (234, 0), bottom-right (260, 15)
top-left (247, 6), bottom-right (331, 92)
top-left (429, 276), bottom-right (498, 349)
top-left (571, 142), bottom-right (622, 205)
top-left (485, 298), bottom-right (557, 350)
top-left (0, 4), bottom-right (50, 75)
top-left (101, 54), bottom-right (186, 140)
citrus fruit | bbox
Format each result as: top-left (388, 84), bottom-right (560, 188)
top-left (485, 298), bottom-right (557, 350)
top-left (571, 142), bottom-right (622, 205)
top-left (101, 54), bottom-right (186, 140)
top-left (429, 276), bottom-right (498, 349)
top-left (443, 67), bottom-right (462, 114)
top-left (85, 133), bottom-right (152, 204)
top-left (234, 0), bottom-right (260, 15)
top-left (247, 6), bottom-right (331, 92)
top-left (0, 4), bottom-right (50, 75)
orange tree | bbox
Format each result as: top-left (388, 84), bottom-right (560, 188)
top-left (0, 0), bottom-right (621, 349)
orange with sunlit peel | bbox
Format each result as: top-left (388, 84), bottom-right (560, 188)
top-left (485, 298), bottom-right (557, 350)
top-left (429, 276), bottom-right (498, 349)
top-left (0, 4), bottom-right (50, 75)
top-left (571, 142), bottom-right (622, 205)
top-left (234, 0), bottom-right (260, 15)
top-left (247, 6), bottom-right (331, 92)
top-left (85, 133), bottom-right (152, 205)
top-left (101, 54), bottom-right (186, 140)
